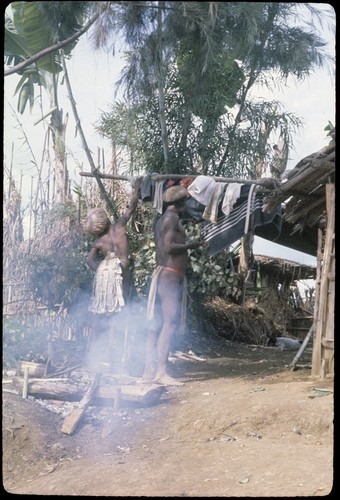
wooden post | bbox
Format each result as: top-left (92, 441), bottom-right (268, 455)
top-left (22, 367), bottom-right (29, 399)
top-left (290, 325), bottom-right (314, 371)
top-left (309, 228), bottom-right (323, 374)
top-left (312, 184), bottom-right (335, 377)
top-left (113, 388), bottom-right (121, 412)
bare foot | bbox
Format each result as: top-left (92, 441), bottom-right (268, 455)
top-left (154, 374), bottom-right (184, 386)
top-left (141, 366), bottom-right (155, 381)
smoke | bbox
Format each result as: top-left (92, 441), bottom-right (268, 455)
top-left (83, 299), bottom-right (149, 377)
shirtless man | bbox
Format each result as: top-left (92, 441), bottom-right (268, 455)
top-left (86, 177), bottom-right (142, 310)
top-left (84, 178), bottom-right (142, 372)
top-left (142, 185), bottom-right (202, 386)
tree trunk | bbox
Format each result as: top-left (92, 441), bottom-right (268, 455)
top-left (156, 1), bottom-right (170, 171)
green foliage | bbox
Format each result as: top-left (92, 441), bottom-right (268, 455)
top-left (131, 235), bottom-right (156, 297)
top-left (129, 212), bottom-right (240, 308)
top-left (5, 1), bottom-right (88, 114)
top-left (128, 204), bottom-right (157, 295)
top-left (27, 239), bottom-right (92, 310)
top-left (96, 2), bottom-right (332, 177)
top-left (184, 221), bottom-right (237, 303)
top-left (177, 50), bottom-right (245, 119)
top-left (3, 316), bottom-right (50, 360)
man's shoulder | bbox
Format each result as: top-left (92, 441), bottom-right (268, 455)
top-left (158, 211), bottom-right (179, 227)
top-left (162, 211), bottom-right (179, 220)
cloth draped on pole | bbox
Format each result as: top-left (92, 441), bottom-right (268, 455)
top-left (200, 184), bottom-right (282, 257)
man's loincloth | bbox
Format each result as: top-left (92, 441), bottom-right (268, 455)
top-left (89, 252), bottom-right (125, 314)
top-left (147, 266), bottom-right (187, 335)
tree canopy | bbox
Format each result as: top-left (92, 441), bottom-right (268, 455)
top-left (5, 2), bottom-right (334, 180)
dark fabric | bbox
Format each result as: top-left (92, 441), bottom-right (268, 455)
top-left (201, 185), bottom-right (282, 257)
top-left (183, 196), bottom-right (205, 222)
top-left (141, 175), bottom-right (181, 203)
top-left (140, 173), bottom-right (153, 201)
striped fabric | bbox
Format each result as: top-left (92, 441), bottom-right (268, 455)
top-left (201, 185), bottom-right (282, 257)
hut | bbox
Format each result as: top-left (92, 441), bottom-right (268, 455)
top-left (246, 254), bottom-right (316, 337)
top-left (261, 129), bottom-right (335, 378)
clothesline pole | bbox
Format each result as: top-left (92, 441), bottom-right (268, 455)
top-left (79, 171), bottom-right (265, 186)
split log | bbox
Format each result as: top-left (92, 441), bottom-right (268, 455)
top-left (10, 377), bottom-right (166, 406)
top-left (61, 373), bottom-right (101, 435)
top-left (11, 378), bottom-right (84, 401)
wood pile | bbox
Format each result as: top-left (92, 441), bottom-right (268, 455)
top-left (201, 298), bottom-right (285, 345)
top-left (3, 365), bottom-right (166, 435)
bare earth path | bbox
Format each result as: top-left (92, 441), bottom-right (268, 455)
top-left (3, 341), bottom-right (333, 497)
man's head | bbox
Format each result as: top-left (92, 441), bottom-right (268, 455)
top-left (84, 208), bottom-right (110, 236)
top-left (163, 185), bottom-right (189, 208)
top-left (163, 185), bottom-right (189, 215)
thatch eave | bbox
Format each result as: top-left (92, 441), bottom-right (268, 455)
top-left (254, 254), bottom-right (316, 281)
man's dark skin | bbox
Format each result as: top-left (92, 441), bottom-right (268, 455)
top-left (87, 178), bottom-right (142, 302)
top-left (142, 192), bottom-right (202, 386)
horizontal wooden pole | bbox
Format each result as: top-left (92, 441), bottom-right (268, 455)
top-left (79, 171), bottom-right (267, 186)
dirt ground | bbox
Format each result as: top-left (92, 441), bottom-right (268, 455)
top-left (2, 335), bottom-right (334, 497)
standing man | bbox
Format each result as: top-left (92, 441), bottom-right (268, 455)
top-left (84, 178), bottom-right (142, 369)
top-left (142, 185), bottom-right (202, 386)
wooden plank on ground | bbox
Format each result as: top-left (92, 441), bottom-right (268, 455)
top-left (97, 383), bottom-right (166, 405)
top-left (61, 373), bottom-right (101, 435)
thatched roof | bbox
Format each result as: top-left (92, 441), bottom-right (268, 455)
top-left (254, 254), bottom-right (316, 281)
top-left (260, 128), bottom-right (335, 256)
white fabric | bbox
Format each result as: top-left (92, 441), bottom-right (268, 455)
top-left (89, 252), bottom-right (125, 314)
top-left (153, 180), bottom-right (164, 214)
top-left (203, 182), bottom-right (226, 224)
top-left (221, 183), bottom-right (243, 217)
top-left (187, 176), bottom-right (216, 206)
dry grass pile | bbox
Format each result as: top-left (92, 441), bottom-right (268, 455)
top-left (202, 297), bottom-right (285, 345)
top-left (28, 210), bottom-right (79, 257)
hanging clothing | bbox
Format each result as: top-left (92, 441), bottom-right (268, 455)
top-left (183, 196), bottom-right (205, 222)
top-left (140, 173), bottom-right (153, 201)
top-left (202, 182), bottom-right (226, 224)
top-left (221, 183), bottom-right (243, 217)
top-left (153, 180), bottom-right (164, 214)
top-left (187, 175), bottom-right (216, 206)
top-left (89, 252), bottom-right (125, 314)
top-left (140, 173), bottom-right (160, 202)
top-left (201, 185), bottom-right (282, 257)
